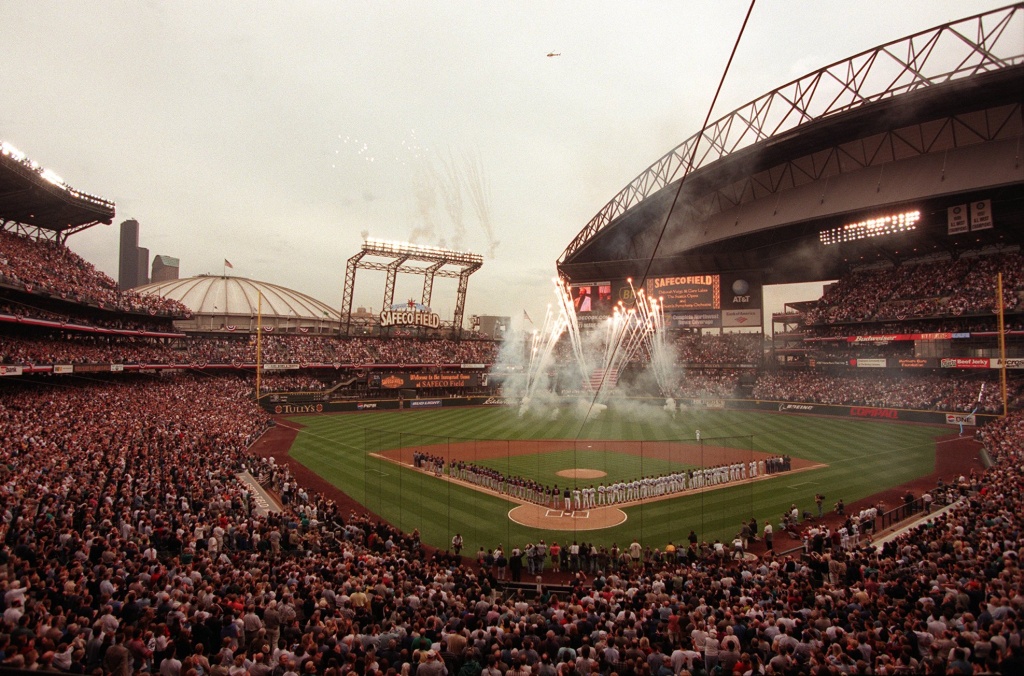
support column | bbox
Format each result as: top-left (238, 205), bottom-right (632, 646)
top-left (421, 261), bottom-right (445, 309)
top-left (452, 263), bottom-right (481, 338)
top-left (340, 251), bottom-right (366, 336)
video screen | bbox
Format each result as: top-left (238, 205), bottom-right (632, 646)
top-left (569, 281), bottom-right (613, 314)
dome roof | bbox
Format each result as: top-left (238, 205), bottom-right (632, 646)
top-left (136, 275), bottom-right (340, 320)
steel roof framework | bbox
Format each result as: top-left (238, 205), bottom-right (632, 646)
top-left (559, 3), bottom-right (1024, 264)
top-left (620, 102), bottom-right (1023, 263)
top-left (340, 239), bottom-right (483, 337)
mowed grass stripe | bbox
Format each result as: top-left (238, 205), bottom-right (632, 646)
top-left (285, 406), bottom-right (947, 554)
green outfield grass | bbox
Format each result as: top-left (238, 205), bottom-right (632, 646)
top-left (283, 403), bottom-right (948, 556)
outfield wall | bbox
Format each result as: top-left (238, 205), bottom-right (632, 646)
top-left (260, 394), bottom-right (1000, 429)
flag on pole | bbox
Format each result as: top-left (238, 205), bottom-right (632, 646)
top-left (224, 259), bottom-right (234, 269)
top-left (523, 309), bottom-right (534, 326)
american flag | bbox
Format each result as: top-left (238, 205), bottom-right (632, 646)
top-left (589, 367), bottom-right (619, 390)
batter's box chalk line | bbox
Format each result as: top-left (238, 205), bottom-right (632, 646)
top-left (544, 510), bottom-right (591, 518)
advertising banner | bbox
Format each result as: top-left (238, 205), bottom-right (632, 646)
top-left (850, 333), bottom-right (953, 343)
top-left (778, 403), bottom-right (816, 413)
top-left (853, 358), bottom-right (887, 368)
top-left (945, 413), bottom-right (977, 427)
top-left (940, 358), bottom-right (992, 369)
top-left (809, 359), bottom-right (852, 368)
top-left (849, 406), bottom-right (900, 419)
top-left (53, 365), bottom-right (73, 374)
top-left (410, 399), bottom-right (443, 408)
top-left (376, 372), bottom-right (479, 389)
top-left (648, 275), bottom-right (720, 310)
top-left (74, 364), bottom-right (112, 373)
top-left (720, 272), bottom-right (763, 310)
top-left (481, 396), bottom-right (517, 406)
top-left (611, 279), bottom-right (638, 311)
top-left (722, 309), bottom-right (761, 328)
top-left (895, 358), bottom-right (935, 368)
top-left (0, 365), bottom-right (23, 376)
top-left (672, 310), bottom-right (722, 328)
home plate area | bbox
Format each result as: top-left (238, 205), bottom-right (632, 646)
top-left (508, 503), bottom-right (628, 530)
top-left (547, 509), bottom-right (589, 518)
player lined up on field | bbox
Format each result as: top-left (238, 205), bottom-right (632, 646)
top-left (409, 452), bottom-right (792, 507)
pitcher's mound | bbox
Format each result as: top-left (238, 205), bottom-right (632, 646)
top-left (509, 503), bottom-right (627, 530)
top-left (556, 469), bottom-right (607, 479)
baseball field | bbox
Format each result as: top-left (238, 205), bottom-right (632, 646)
top-left (276, 402), bottom-right (965, 556)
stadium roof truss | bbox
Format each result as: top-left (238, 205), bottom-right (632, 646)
top-left (340, 238), bottom-right (483, 337)
top-left (0, 143), bottom-right (115, 243)
top-left (559, 3), bottom-right (1024, 265)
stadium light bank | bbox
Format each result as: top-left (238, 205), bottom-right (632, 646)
top-left (363, 237), bottom-right (484, 265)
top-left (0, 140), bottom-right (115, 209)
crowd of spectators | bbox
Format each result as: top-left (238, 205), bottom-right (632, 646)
top-left (0, 334), bottom-right (501, 369)
top-left (805, 252), bottom-right (1024, 325)
top-left (673, 370), bottom-right (742, 399)
top-left (0, 232), bottom-right (188, 317)
top-left (0, 301), bottom-right (178, 335)
top-left (675, 334), bottom-right (762, 366)
top-left (2, 230), bottom-right (1024, 674)
top-left (753, 371), bottom-right (1023, 413)
top-left (0, 370), bottom-right (1021, 674)
top-left (258, 374), bottom-right (330, 393)
top-left (545, 333), bottom-right (762, 370)
top-left (0, 335), bottom-right (178, 366)
top-left (181, 336), bottom-right (500, 367)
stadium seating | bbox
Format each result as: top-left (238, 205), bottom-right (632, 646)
top-left (805, 252), bottom-right (1023, 326)
top-left (1, 233), bottom-right (1023, 674)
top-left (0, 368), bottom-right (1022, 673)
top-left (0, 231), bottom-right (188, 317)
top-left (752, 371), bottom-right (1022, 413)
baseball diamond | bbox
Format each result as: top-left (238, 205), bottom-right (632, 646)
top-left (278, 404), bottom-right (966, 556)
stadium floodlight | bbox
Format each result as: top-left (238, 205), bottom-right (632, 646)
top-left (819, 210), bottom-right (920, 245)
top-left (40, 169), bottom-right (65, 186)
top-left (0, 138), bottom-right (115, 209)
top-left (363, 237), bottom-right (484, 265)
top-left (0, 141), bottom-right (26, 161)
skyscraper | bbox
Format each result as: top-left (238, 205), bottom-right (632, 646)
top-left (151, 255), bottom-right (180, 283)
top-left (118, 219), bottom-right (140, 290)
top-left (137, 247), bottom-right (150, 286)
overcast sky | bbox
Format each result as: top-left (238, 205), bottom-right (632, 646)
top-left (0, 1), bottom-right (1008, 329)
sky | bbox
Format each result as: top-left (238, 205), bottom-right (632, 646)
top-left (0, 1), bottom-right (1010, 331)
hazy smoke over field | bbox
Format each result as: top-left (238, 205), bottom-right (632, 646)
top-left (493, 299), bottom-right (684, 427)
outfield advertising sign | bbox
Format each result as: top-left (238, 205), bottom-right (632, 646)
top-left (410, 399), bottom-right (443, 408)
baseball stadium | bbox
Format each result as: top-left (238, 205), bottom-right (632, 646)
top-left (1, 4), bottom-right (1024, 675)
